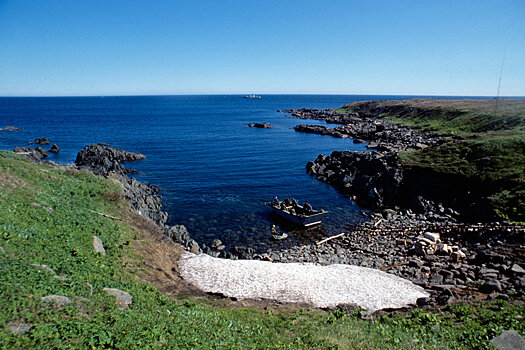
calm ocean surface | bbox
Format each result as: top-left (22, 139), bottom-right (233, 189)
top-left (0, 94), bottom-right (467, 247)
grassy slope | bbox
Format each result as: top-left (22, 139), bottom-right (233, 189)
top-left (337, 98), bottom-right (525, 222)
top-left (0, 151), bottom-right (523, 349)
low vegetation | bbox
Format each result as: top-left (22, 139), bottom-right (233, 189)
top-left (337, 98), bottom-right (525, 222)
top-left (0, 151), bottom-right (523, 349)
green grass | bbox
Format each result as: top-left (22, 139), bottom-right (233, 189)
top-left (335, 99), bottom-right (525, 222)
top-left (0, 150), bottom-right (523, 349)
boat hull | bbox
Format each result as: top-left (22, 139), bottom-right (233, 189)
top-left (269, 205), bottom-right (326, 227)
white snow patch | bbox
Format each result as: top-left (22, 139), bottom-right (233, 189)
top-left (178, 253), bottom-right (428, 311)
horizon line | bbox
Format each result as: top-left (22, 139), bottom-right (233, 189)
top-left (1, 93), bottom-right (524, 98)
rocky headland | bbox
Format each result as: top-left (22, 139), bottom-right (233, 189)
top-left (266, 99), bottom-right (525, 306)
top-left (14, 143), bottom-right (200, 253)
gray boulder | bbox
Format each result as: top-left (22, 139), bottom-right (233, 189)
top-left (41, 295), bottom-right (72, 307)
top-left (491, 330), bottom-right (525, 350)
top-left (93, 236), bottom-right (106, 255)
top-left (103, 288), bottom-right (132, 310)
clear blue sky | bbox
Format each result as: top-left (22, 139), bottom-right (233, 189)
top-left (0, 0), bottom-right (523, 96)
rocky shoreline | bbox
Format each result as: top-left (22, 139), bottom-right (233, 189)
top-left (287, 108), bottom-right (445, 152)
top-left (11, 132), bottom-right (524, 310)
top-left (265, 106), bottom-right (524, 308)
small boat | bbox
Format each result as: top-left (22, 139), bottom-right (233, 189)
top-left (244, 94), bottom-right (261, 99)
top-left (268, 199), bottom-right (327, 227)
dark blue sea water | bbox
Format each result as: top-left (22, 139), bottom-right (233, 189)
top-left (0, 94), bottom-right (477, 248)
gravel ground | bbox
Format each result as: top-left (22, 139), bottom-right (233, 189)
top-left (179, 253), bottom-right (429, 311)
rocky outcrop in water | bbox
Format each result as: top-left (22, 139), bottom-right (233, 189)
top-left (49, 144), bottom-right (60, 153)
top-left (293, 124), bottom-right (348, 138)
top-left (75, 143), bottom-right (146, 177)
top-left (246, 122), bottom-right (272, 128)
top-left (0, 126), bottom-right (22, 131)
top-left (29, 137), bottom-right (51, 145)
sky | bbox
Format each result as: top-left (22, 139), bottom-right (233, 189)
top-left (0, 0), bottom-right (524, 96)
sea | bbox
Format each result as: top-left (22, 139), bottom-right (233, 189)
top-left (0, 94), bottom-right (470, 249)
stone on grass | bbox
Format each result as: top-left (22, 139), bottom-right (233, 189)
top-left (93, 236), bottom-right (106, 255)
top-left (7, 321), bottom-right (32, 334)
top-left (31, 263), bottom-right (56, 275)
top-left (491, 330), bottom-right (525, 350)
top-left (103, 288), bottom-right (132, 310)
top-left (41, 295), bottom-right (72, 307)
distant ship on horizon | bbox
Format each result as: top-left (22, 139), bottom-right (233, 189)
top-left (244, 94), bottom-right (261, 99)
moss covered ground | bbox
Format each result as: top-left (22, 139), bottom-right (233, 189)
top-left (0, 150), bottom-right (523, 349)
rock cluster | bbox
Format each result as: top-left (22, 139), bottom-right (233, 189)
top-left (13, 146), bottom-right (49, 161)
top-left (306, 151), bottom-right (403, 208)
top-left (286, 109), bottom-right (444, 151)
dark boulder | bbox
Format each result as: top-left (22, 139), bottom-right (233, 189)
top-left (49, 144), bottom-right (60, 153)
top-left (306, 151), bottom-right (403, 208)
top-left (481, 279), bottom-right (503, 293)
top-left (75, 143), bottom-right (145, 177)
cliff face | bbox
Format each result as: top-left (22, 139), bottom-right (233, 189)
top-left (305, 150), bottom-right (489, 220)
top-left (306, 151), bottom-right (403, 209)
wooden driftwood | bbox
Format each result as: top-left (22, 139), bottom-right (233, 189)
top-left (316, 233), bottom-right (345, 246)
top-left (380, 261), bottom-right (409, 271)
top-left (88, 209), bottom-right (122, 221)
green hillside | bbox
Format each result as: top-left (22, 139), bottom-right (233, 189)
top-left (0, 151), bottom-right (523, 349)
